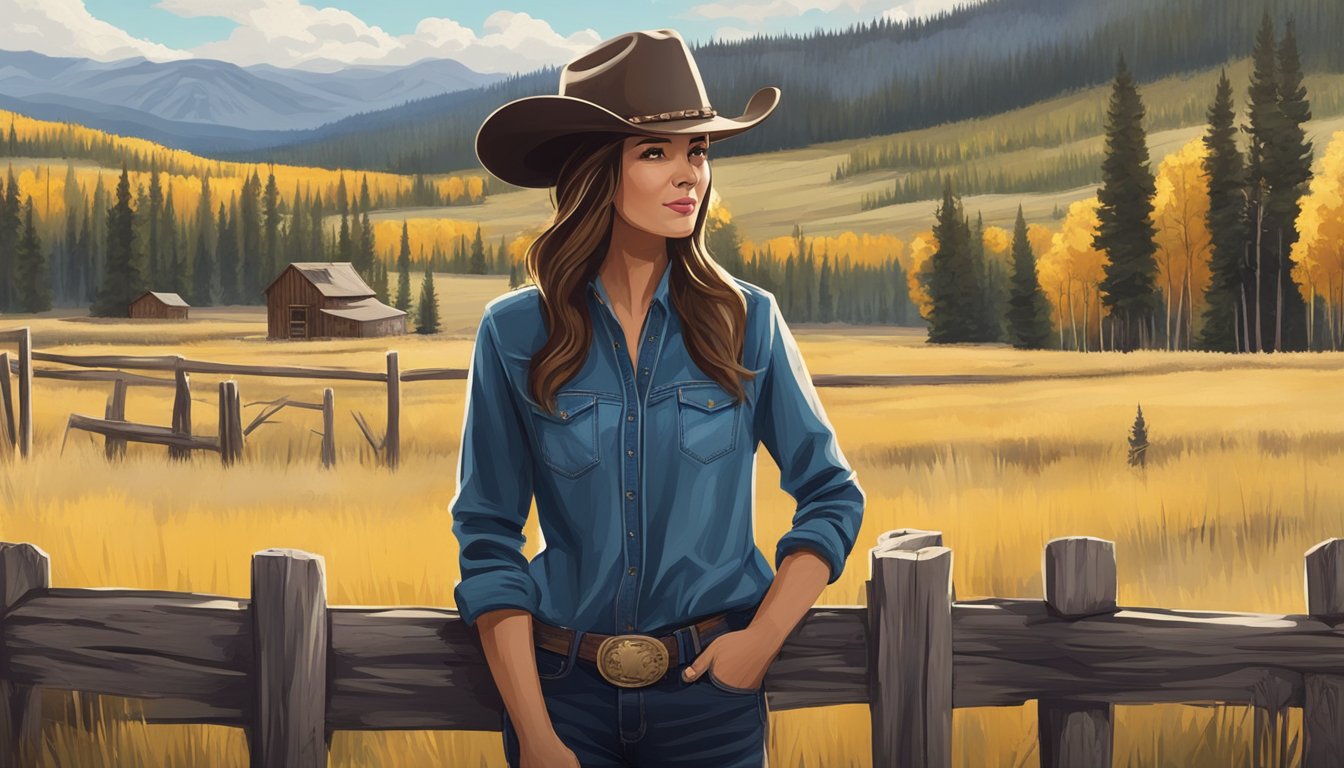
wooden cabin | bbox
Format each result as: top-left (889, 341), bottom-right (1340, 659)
top-left (129, 291), bottom-right (190, 319)
top-left (263, 262), bottom-right (407, 340)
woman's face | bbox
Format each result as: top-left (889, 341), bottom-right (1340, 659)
top-left (614, 132), bottom-right (710, 240)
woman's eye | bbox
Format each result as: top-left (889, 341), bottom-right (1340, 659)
top-left (691, 146), bottom-right (709, 158)
top-left (640, 147), bottom-right (664, 159)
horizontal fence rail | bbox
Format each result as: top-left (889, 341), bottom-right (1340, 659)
top-left (1, 531), bottom-right (1342, 766)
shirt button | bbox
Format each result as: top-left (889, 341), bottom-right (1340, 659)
top-left (647, 336), bottom-right (655, 342)
top-left (628, 567), bottom-right (637, 575)
top-left (613, 340), bottom-right (620, 349)
top-left (627, 413), bottom-right (635, 422)
top-left (625, 490), bottom-right (634, 499)
top-left (626, 624), bottom-right (635, 631)
top-left (626, 449), bottom-right (635, 457)
top-left (628, 530), bottom-right (635, 538)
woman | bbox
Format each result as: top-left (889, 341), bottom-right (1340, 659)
top-left (452, 29), bottom-right (865, 768)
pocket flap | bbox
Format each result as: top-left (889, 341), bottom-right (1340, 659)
top-left (532, 392), bottom-right (598, 423)
top-left (677, 385), bottom-right (737, 413)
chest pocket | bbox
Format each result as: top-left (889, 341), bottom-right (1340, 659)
top-left (530, 392), bottom-right (600, 479)
top-left (677, 382), bottom-right (739, 463)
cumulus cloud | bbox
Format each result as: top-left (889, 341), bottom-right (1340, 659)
top-left (0, 0), bottom-right (189, 62)
top-left (155, 0), bottom-right (600, 72)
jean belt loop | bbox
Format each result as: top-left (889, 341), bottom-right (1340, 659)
top-left (688, 622), bottom-right (703, 656)
top-left (567, 629), bottom-right (585, 667)
top-left (672, 627), bottom-right (690, 666)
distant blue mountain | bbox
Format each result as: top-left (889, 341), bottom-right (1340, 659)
top-left (0, 49), bottom-right (505, 153)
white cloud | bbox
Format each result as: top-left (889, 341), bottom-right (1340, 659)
top-left (155, 0), bottom-right (600, 73)
top-left (0, 0), bottom-right (190, 62)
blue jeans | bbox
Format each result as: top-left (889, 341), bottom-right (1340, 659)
top-left (501, 606), bottom-right (769, 767)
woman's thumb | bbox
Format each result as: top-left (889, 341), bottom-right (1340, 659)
top-left (682, 650), bottom-right (713, 681)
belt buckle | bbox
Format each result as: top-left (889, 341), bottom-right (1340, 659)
top-left (595, 634), bottom-right (669, 688)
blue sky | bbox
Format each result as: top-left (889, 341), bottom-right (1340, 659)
top-left (5, 0), bottom-right (968, 73)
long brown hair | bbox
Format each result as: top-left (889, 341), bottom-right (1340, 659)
top-left (525, 133), bottom-right (755, 415)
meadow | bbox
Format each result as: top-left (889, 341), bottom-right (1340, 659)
top-left (3, 273), bottom-right (1343, 766)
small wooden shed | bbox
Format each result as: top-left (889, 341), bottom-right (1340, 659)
top-left (263, 262), bottom-right (407, 340)
top-left (129, 291), bottom-right (190, 319)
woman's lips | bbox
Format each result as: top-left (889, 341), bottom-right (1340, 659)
top-left (663, 200), bottom-right (696, 215)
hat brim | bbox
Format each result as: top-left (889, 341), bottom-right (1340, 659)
top-left (475, 86), bottom-right (780, 189)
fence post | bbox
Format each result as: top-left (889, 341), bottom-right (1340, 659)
top-left (868, 528), bottom-right (952, 768)
top-left (1039, 537), bottom-right (1116, 768)
top-left (0, 351), bottom-right (14, 450)
top-left (218, 381), bottom-right (231, 464)
top-left (219, 380), bottom-right (242, 466)
top-left (1304, 538), bottom-right (1344, 768)
top-left (17, 327), bottom-right (31, 458)
top-left (104, 378), bottom-right (128, 460)
top-left (0, 542), bottom-right (50, 766)
top-left (320, 388), bottom-right (335, 469)
top-left (385, 351), bottom-right (399, 470)
top-left (249, 549), bottom-right (328, 768)
top-left (170, 360), bottom-right (191, 462)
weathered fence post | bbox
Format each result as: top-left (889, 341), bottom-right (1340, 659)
top-left (0, 351), bottom-right (15, 450)
top-left (249, 549), bottom-right (328, 768)
top-left (219, 380), bottom-right (243, 466)
top-left (17, 327), bottom-right (31, 458)
top-left (0, 542), bottom-right (50, 766)
top-left (868, 528), bottom-right (952, 768)
top-left (104, 378), bottom-right (128, 460)
top-left (1039, 536), bottom-right (1116, 768)
top-left (1304, 538), bottom-right (1344, 768)
top-left (169, 360), bottom-right (191, 462)
top-left (320, 388), bottom-right (335, 469)
top-left (385, 351), bottom-right (399, 469)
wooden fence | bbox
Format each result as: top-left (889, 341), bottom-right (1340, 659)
top-left (0, 325), bottom-right (467, 469)
top-left (1, 529), bottom-right (1341, 767)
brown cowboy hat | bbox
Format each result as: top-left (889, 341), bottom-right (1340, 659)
top-left (475, 28), bottom-right (780, 189)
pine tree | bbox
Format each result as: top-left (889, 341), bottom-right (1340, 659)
top-left (161, 187), bottom-right (183, 296)
top-left (818, 253), bottom-right (833, 322)
top-left (1198, 70), bottom-right (1249, 352)
top-left (496, 234), bottom-right (509, 273)
top-left (15, 197), bottom-right (50, 312)
top-left (217, 197), bottom-right (239, 304)
top-left (147, 161), bottom-right (162, 284)
top-left (1095, 54), bottom-right (1159, 351)
top-left (359, 211), bottom-right (375, 274)
top-left (395, 220), bottom-right (412, 311)
top-left (926, 179), bottom-right (980, 343)
top-left (1127, 404), bottom-right (1149, 468)
top-left (91, 165), bottom-right (138, 317)
top-left (262, 170), bottom-right (280, 285)
top-left (62, 163), bottom-right (83, 305)
top-left (416, 268), bottom-right (440, 334)
top-left (1269, 18), bottom-right (1312, 351)
top-left (192, 175), bottom-right (216, 306)
top-left (239, 171), bottom-right (261, 302)
top-left (0, 168), bottom-right (20, 312)
top-left (469, 224), bottom-right (486, 274)
top-left (1006, 205), bottom-right (1053, 348)
top-left (1244, 12), bottom-right (1281, 353)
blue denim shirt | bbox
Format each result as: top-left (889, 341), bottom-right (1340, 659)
top-left (450, 265), bottom-right (865, 636)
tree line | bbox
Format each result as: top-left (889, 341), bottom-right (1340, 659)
top-left (919, 12), bottom-right (1321, 353)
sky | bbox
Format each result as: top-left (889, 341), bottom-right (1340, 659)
top-left (1, 0), bottom-right (968, 73)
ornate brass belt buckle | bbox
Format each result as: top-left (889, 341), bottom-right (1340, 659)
top-left (595, 634), bottom-right (669, 688)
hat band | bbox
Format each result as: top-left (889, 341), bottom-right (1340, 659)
top-left (626, 106), bottom-right (717, 124)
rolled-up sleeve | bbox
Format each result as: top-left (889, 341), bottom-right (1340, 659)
top-left (450, 311), bottom-right (538, 627)
top-left (755, 292), bottom-right (865, 585)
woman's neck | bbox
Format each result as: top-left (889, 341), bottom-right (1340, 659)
top-left (600, 213), bottom-right (668, 311)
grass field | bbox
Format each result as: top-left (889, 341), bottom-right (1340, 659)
top-left (3, 274), bottom-right (1342, 766)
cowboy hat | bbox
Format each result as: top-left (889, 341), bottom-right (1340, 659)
top-left (475, 28), bottom-right (781, 189)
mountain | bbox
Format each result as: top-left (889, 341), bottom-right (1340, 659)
top-left (225, 0), bottom-right (1344, 175)
top-left (0, 49), bottom-right (506, 153)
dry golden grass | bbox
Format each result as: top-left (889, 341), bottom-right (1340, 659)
top-left (2, 275), bottom-right (1342, 766)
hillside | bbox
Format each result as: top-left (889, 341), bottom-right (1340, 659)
top-left (229, 0), bottom-right (1344, 174)
top-left (366, 62), bottom-right (1344, 243)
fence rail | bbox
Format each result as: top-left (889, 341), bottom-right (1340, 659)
top-left (1, 530), bottom-right (1341, 766)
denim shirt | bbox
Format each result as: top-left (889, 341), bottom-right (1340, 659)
top-left (450, 265), bottom-right (865, 636)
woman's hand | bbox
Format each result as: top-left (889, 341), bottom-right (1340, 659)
top-left (521, 730), bottom-right (580, 768)
top-left (680, 626), bottom-right (782, 689)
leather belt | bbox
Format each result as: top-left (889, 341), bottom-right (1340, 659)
top-left (533, 613), bottom-right (732, 688)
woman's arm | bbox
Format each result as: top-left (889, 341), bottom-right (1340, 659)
top-left (475, 609), bottom-right (562, 744)
top-left (450, 313), bottom-right (575, 763)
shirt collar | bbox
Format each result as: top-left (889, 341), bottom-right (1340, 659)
top-left (590, 260), bottom-right (672, 312)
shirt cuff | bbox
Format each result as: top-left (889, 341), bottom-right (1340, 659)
top-left (774, 527), bottom-right (848, 585)
top-left (453, 570), bottom-right (540, 628)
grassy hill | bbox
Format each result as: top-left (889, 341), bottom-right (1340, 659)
top-left (371, 60), bottom-right (1344, 245)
